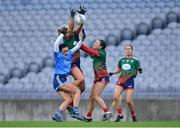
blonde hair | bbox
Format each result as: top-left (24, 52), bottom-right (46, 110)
top-left (57, 24), bottom-right (68, 35)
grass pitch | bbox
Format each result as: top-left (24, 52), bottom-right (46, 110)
top-left (0, 121), bottom-right (180, 127)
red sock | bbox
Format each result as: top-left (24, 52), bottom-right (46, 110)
top-left (103, 108), bottom-right (109, 113)
top-left (86, 112), bottom-right (92, 117)
top-left (131, 111), bottom-right (136, 117)
top-left (117, 107), bottom-right (122, 115)
top-left (69, 102), bottom-right (73, 107)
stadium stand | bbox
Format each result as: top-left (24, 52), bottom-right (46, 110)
top-left (0, 0), bottom-right (180, 99)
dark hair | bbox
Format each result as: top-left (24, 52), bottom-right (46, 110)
top-left (99, 39), bottom-right (107, 50)
top-left (127, 44), bottom-right (133, 50)
top-left (59, 43), bottom-right (68, 51)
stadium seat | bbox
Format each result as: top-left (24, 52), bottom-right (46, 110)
top-left (152, 17), bottom-right (165, 29)
top-left (43, 56), bottom-right (54, 68)
top-left (0, 73), bottom-right (7, 84)
top-left (0, 0), bottom-right (180, 98)
top-left (166, 12), bottom-right (179, 24)
top-left (161, 28), bottom-right (172, 35)
top-left (10, 67), bottom-right (23, 78)
top-left (136, 22), bottom-right (151, 35)
top-left (28, 62), bottom-right (41, 73)
top-left (151, 29), bottom-right (162, 35)
top-left (121, 28), bottom-right (135, 41)
top-left (106, 34), bottom-right (119, 46)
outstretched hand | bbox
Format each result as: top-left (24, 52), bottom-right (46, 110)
top-left (78, 5), bottom-right (87, 15)
top-left (70, 8), bottom-right (76, 18)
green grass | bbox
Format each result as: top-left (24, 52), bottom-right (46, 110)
top-left (0, 121), bottom-right (180, 127)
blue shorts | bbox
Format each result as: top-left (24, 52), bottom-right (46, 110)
top-left (53, 74), bottom-right (71, 91)
top-left (116, 77), bottom-right (134, 89)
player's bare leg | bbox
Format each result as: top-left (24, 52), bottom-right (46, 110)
top-left (71, 66), bottom-right (85, 93)
top-left (60, 83), bottom-right (81, 107)
top-left (87, 88), bottom-right (96, 112)
top-left (66, 67), bottom-right (85, 117)
top-left (52, 91), bottom-right (72, 122)
top-left (92, 82), bottom-right (106, 108)
top-left (58, 91), bottom-right (72, 111)
top-left (92, 82), bottom-right (112, 121)
top-left (53, 83), bottom-right (81, 122)
top-left (114, 85), bottom-right (124, 122)
top-left (84, 86), bottom-right (96, 122)
top-left (57, 83), bottom-right (83, 121)
top-left (66, 66), bottom-right (84, 114)
top-left (114, 86), bottom-right (124, 110)
top-left (126, 88), bottom-right (137, 122)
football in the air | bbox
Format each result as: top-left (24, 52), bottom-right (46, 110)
top-left (74, 14), bottom-right (86, 25)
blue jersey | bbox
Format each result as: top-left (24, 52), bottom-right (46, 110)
top-left (54, 51), bottom-right (73, 75)
top-left (53, 33), bottom-right (83, 75)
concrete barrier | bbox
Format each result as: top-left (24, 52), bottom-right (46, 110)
top-left (0, 99), bottom-right (180, 121)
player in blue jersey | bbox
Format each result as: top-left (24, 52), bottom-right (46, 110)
top-left (52, 30), bottom-right (84, 122)
top-left (57, 6), bottom-right (87, 116)
top-left (58, 6), bottom-right (87, 95)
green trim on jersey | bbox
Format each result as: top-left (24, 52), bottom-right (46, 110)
top-left (91, 49), bottom-right (106, 68)
top-left (63, 35), bottom-right (76, 49)
top-left (118, 57), bottom-right (141, 78)
top-left (63, 33), bottom-right (80, 64)
top-left (91, 48), bottom-right (108, 77)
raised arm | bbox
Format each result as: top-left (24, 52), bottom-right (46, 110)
top-left (54, 34), bottom-right (64, 52)
top-left (81, 44), bottom-right (100, 57)
top-left (66, 8), bottom-right (76, 39)
top-left (74, 6), bottom-right (87, 34)
top-left (79, 28), bottom-right (99, 57)
top-left (70, 40), bottom-right (83, 54)
top-left (74, 25), bottom-right (83, 34)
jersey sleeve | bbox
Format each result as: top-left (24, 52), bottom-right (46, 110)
top-left (81, 44), bottom-right (100, 57)
top-left (70, 40), bottom-right (83, 54)
top-left (53, 34), bottom-right (64, 53)
top-left (98, 50), bottom-right (105, 57)
top-left (118, 59), bottom-right (122, 68)
top-left (136, 59), bottom-right (141, 69)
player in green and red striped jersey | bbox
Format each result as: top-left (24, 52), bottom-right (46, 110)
top-left (80, 38), bottom-right (112, 122)
top-left (109, 45), bottom-right (142, 122)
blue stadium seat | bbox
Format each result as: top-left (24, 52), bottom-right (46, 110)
top-left (43, 56), bottom-right (54, 68)
top-left (136, 23), bottom-right (150, 35)
top-left (28, 62), bottom-right (41, 73)
top-left (0, 73), bottom-right (7, 84)
top-left (121, 28), bottom-right (135, 41)
top-left (166, 12), bottom-right (179, 24)
top-left (10, 67), bottom-right (23, 78)
top-left (106, 34), bottom-right (119, 46)
top-left (152, 17), bottom-right (165, 29)
top-left (0, 0), bottom-right (180, 98)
